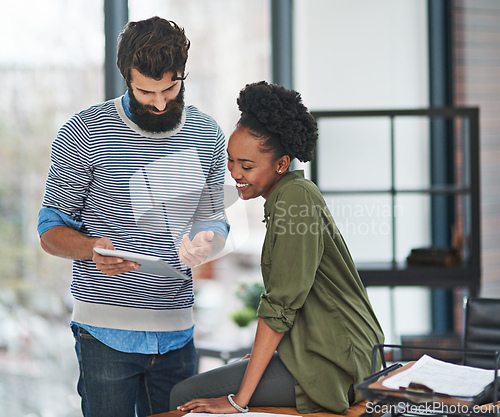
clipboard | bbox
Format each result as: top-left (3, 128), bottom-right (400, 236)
top-left (94, 248), bottom-right (191, 280)
top-left (356, 344), bottom-right (500, 416)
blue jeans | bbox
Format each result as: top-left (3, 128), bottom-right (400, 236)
top-left (72, 325), bottom-right (197, 417)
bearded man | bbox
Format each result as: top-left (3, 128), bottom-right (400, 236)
top-left (37, 16), bottom-right (228, 417)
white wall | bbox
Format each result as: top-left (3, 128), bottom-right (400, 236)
top-left (293, 0), bottom-right (431, 343)
top-left (294, 0), bottom-right (429, 109)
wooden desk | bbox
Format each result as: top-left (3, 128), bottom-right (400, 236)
top-left (149, 401), bottom-right (367, 417)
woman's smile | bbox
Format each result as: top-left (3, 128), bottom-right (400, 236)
top-left (227, 127), bottom-right (286, 200)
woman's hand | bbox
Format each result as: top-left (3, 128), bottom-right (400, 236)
top-left (177, 396), bottom-right (243, 414)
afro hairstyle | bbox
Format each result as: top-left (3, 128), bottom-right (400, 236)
top-left (236, 81), bottom-right (318, 162)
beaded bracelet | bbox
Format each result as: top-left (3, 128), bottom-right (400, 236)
top-left (227, 394), bottom-right (249, 413)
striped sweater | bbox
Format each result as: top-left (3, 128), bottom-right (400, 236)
top-left (41, 96), bottom-right (228, 331)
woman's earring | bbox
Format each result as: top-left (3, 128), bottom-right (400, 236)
top-left (278, 170), bottom-right (282, 174)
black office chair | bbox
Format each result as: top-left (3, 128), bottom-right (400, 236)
top-left (463, 297), bottom-right (500, 369)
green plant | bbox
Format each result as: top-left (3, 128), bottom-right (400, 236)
top-left (235, 282), bottom-right (265, 311)
top-left (231, 282), bottom-right (265, 327)
top-left (231, 307), bottom-right (257, 328)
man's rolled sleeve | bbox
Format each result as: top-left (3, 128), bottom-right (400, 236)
top-left (37, 207), bottom-right (83, 237)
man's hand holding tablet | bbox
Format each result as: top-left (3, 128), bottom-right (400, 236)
top-left (94, 246), bottom-right (191, 279)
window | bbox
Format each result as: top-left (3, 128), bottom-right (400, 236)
top-left (311, 108), bottom-right (480, 294)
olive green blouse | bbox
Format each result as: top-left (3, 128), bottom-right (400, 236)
top-left (257, 171), bottom-right (384, 414)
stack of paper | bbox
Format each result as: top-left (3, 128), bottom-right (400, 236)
top-left (382, 355), bottom-right (495, 397)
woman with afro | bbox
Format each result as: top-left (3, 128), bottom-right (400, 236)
top-left (171, 81), bottom-right (384, 414)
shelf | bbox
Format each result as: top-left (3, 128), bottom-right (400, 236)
top-left (359, 266), bottom-right (477, 288)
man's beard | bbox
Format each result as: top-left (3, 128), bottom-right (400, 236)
top-left (128, 83), bottom-right (185, 133)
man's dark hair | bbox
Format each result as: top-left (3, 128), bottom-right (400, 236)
top-left (117, 16), bottom-right (190, 86)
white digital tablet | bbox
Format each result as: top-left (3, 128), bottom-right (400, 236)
top-left (94, 247), bottom-right (191, 280)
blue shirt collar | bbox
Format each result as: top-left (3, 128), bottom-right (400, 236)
top-left (122, 91), bottom-right (134, 121)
